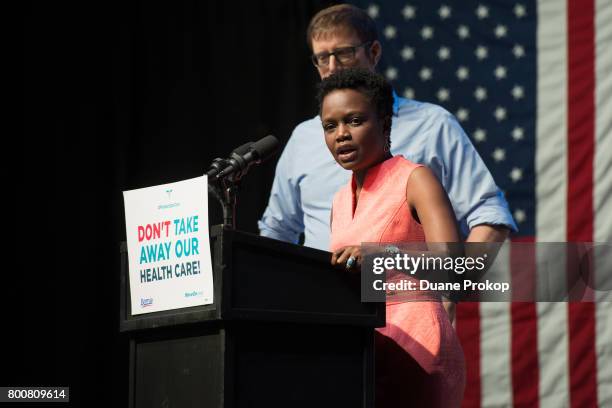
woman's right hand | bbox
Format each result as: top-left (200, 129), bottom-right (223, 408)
top-left (331, 245), bottom-right (362, 272)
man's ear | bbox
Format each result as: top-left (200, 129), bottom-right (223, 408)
top-left (369, 41), bottom-right (382, 67)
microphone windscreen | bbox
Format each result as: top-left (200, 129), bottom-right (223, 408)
top-left (251, 135), bottom-right (280, 161)
top-left (232, 142), bottom-right (253, 155)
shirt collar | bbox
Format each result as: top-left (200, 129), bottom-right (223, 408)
top-left (392, 89), bottom-right (409, 116)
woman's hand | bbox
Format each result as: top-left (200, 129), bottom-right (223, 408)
top-left (331, 246), bottom-right (362, 272)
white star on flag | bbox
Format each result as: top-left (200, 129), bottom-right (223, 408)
top-left (473, 128), bottom-right (487, 142)
top-left (437, 87), bottom-right (450, 101)
top-left (402, 5), bottom-right (416, 20)
top-left (400, 46), bottom-right (415, 61)
top-left (474, 86), bottom-right (488, 101)
top-left (457, 25), bottom-right (470, 40)
top-left (367, 4), bottom-right (380, 18)
top-left (495, 25), bottom-right (508, 38)
top-left (512, 85), bottom-right (524, 100)
top-left (476, 4), bottom-right (489, 19)
top-left (438, 46), bottom-right (451, 60)
top-left (494, 65), bottom-right (508, 79)
top-left (475, 45), bottom-right (488, 60)
top-left (514, 208), bottom-right (526, 223)
top-left (438, 5), bottom-right (451, 19)
top-left (492, 147), bottom-right (506, 162)
top-left (384, 25), bottom-right (397, 39)
top-left (456, 66), bottom-right (469, 81)
top-left (512, 126), bottom-right (524, 141)
top-left (456, 108), bottom-right (469, 122)
top-left (494, 106), bottom-right (507, 121)
top-left (403, 87), bottom-right (415, 99)
top-left (513, 44), bottom-right (525, 58)
top-left (421, 25), bottom-right (434, 40)
top-left (419, 67), bottom-right (433, 81)
top-left (510, 167), bottom-right (523, 182)
top-left (514, 3), bottom-right (526, 18)
top-left (385, 67), bottom-right (398, 80)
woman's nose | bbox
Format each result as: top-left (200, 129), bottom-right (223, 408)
top-left (336, 123), bottom-right (351, 141)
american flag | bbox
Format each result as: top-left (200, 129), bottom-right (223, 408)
top-left (349, 0), bottom-right (612, 406)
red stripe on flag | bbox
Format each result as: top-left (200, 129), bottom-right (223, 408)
top-left (511, 303), bottom-right (540, 407)
top-left (510, 237), bottom-right (539, 407)
top-left (567, 0), bottom-right (598, 407)
top-left (567, 0), bottom-right (595, 241)
top-left (568, 303), bottom-right (598, 408)
top-left (457, 302), bottom-right (480, 408)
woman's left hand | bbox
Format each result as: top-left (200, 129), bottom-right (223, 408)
top-left (331, 246), bottom-right (362, 272)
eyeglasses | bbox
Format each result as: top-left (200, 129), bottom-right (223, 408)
top-left (311, 42), bottom-right (372, 68)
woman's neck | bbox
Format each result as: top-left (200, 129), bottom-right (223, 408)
top-left (353, 152), bottom-right (392, 188)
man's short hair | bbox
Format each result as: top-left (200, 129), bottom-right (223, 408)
top-left (317, 68), bottom-right (393, 124)
top-left (306, 4), bottom-right (378, 50)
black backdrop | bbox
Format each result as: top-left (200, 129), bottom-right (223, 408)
top-left (20, 1), bottom-right (335, 405)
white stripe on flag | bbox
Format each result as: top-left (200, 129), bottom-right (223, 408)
top-left (537, 303), bottom-right (570, 407)
top-left (594, 0), bottom-right (612, 245)
top-left (536, 244), bottom-right (567, 301)
top-left (480, 244), bottom-right (512, 408)
top-left (596, 301), bottom-right (612, 407)
top-left (536, 0), bottom-right (568, 241)
top-left (595, 0), bottom-right (612, 406)
top-left (480, 303), bottom-right (513, 408)
top-left (536, 1), bottom-right (570, 406)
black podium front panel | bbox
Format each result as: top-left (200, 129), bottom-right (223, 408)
top-left (131, 323), bottom-right (372, 408)
top-left (229, 322), bottom-right (370, 408)
top-left (123, 228), bottom-right (382, 408)
top-left (133, 327), bottom-right (225, 408)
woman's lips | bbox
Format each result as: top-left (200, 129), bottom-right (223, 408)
top-left (336, 147), bottom-right (357, 163)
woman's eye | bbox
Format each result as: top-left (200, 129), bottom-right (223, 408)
top-left (323, 123), bottom-right (336, 132)
top-left (349, 117), bottom-right (363, 126)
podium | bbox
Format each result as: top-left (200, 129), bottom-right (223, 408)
top-left (120, 226), bottom-right (385, 408)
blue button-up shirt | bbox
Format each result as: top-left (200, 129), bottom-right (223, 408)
top-left (259, 95), bottom-right (517, 250)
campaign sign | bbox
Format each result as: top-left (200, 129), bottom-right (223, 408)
top-left (123, 176), bottom-right (214, 315)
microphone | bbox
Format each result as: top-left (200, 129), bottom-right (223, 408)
top-left (206, 142), bottom-right (251, 178)
top-left (208, 135), bottom-right (280, 181)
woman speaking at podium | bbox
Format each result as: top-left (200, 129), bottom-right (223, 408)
top-left (319, 68), bottom-right (465, 407)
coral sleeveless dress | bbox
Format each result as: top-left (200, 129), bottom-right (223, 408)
top-left (330, 156), bottom-right (465, 407)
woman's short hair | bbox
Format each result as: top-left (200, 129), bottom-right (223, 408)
top-left (317, 68), bottom-right (393, 124)
top-left (306, 4), bottom-right (378, 50)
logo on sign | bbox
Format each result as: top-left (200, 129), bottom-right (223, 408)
top-left (141, 297), bottom-right (154, 307)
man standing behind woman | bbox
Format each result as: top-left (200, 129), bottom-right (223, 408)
top-left (259, 4), bottom-right (516, 250)
top-left (320, 67), bottom-right (465, 407)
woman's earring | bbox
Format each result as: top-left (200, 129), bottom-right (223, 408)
top-left (383, 137), bottom-right (391, 152)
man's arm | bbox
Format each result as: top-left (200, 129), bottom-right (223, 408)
top-left (467, 224), bottom-right (509, 243)
top-left (258, 136), bottom-right (305, 244)
top-left (420, 108), bottom-right (518, 241)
